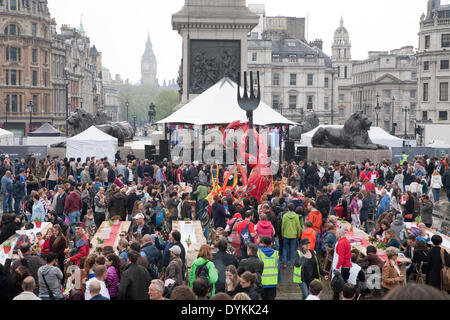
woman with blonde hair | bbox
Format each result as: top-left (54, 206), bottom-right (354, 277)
top-left (225, 265), bottom-right (240, 296)
top-left (381, 247), bottom-right (405, 292)
top-left (83, 253), bottom-right (98, 280)
top-left (189, 244), bottom-right (218, 298)
top-left (430, 170), bottom-right (443, 205)
top-left (233, 292), bottom-right (251, 300)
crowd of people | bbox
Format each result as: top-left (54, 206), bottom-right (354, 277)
top-left (0, 151), bottom-right (449, 301)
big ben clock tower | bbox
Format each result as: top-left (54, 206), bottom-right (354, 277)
top-left (141, 34), bottom-right (157, 86)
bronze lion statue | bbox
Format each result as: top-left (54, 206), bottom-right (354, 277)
top-left (311, 112), bottom-right (388, 150)
top-left (289, 111), bottom-right (320, 141)
top-left (67, 108), bottom-right (134, 145)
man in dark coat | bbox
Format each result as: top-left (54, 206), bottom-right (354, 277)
top-left (118, 251), bottom-right (151, 300)
top-left (316, 189), bottom-right (330, 222)
top-left (11, 243), bottom-right (45, 283)
top-left (126, 188), bottom-right (141, 217)
top-left (54, 186), bottom-right (67, 219)
top-left (0, 214), bottom-right (21, 244)
top-left (237, 242), bottom-right (264, 276)
top-left (426, 235), bottom-right (450, 290)
top-left (213, 239), bottom-right (239, 293)
top-left (108, 188), bottom-right (127, 220)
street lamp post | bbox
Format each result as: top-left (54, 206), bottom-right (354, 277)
top-left (402, 106), bottom-right (410, 139)
top-left (375, 93), bottom-right (381, 127)
top-left (126, 100), bottom-right (129, 123)
top-left (391, 96), bottom-right (395, 135)
top-left (133, 114), bottom-right (137, 133)
top-left (27, 100), bottom-right (34, 135)
top-left (359, 86), bottom-right (363, 112)
top-left (80, 97), bottom-right (83, 109)
top-left (64, 67), bottom-right (70, 137)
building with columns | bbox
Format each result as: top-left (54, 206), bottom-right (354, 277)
top-left (102, 67), bottom-right (122, 122)
top-left (331, 18), bottom-right (353, 124)
top-left (351, 47), bottom-right (417, 137)
top-left (417, 0), bottom-right (450, 125)
top-left (0, 0), bottom-right (55, 136)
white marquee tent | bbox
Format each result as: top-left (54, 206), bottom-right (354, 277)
top-left (157, 78), bottom-right (296, 126)
top-left (427, 140), bottom-right (450, 149)
top-left (66, 126), bottom-right (118, 161)
top-left (300, 125), bottom-right (405, 148)
top-left (0, 128), bottom-right (14, 145)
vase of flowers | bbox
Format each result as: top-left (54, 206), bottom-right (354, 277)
top-left (112, 216), bottom-right (121, 225)
top-left (184, 218), bottom-right (192, 225)
top-left (34, 218), bottom-right (42, 229)
top-left (95, 247), bottom-right (103, 254)
top-left (3, 242), bottom-right (12, 254)
top-left (186, 235), bottom-right (191, 248)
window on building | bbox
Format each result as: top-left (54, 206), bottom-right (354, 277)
top-left (339, 94), bottom-right (345, 101)
top-left (289, 55), bottom-right (297, 63)
top-left (273, 73), bottom-right (280, 86)
top-left (252, 52), bottom-right (257, 62)
top-left (325, 77), bottom-right (329, 88)
top-left (32, 70), bottom-right (38, 86)
top-left (440, 82), bottom-right (448, 101)
top-left (290, 74), bottom-right (296, 86)
top-left (10, 0), bottom-right (17, 10)
top-left (442, 34), bottom-right (450, 47)
top-left (410, 103), bottom-right (416, 115)
top-left (424, 61), bottom-right (429, 71)
top-left (32, 23), bottom-right (37, 37)
top-left (4, 24), bottom-right (20, 36)
top-left (384, 120), bottom-right (390, 131)
top-left (32, 1), bottom-right (36, 13)
top-left (411, 72), bottom-right (417, 80)
top-left (289, 95), bottom-right (297, 109)
top-left (272, 55), bottom-right (280, 62)
top-left (11, 95), bottom-right (17, 112)
top-left (43, 71), bottom-right (48, 87)
top-left (439, 111), bottom-right (448, 121)
top-left (384, 103), bottom-right (391, 115)
top-left (339, 108), bottom-right (345, 118)
top-left (384, 90), bottom-right (391, 98)
top-left (44, 51), bottom-right (48, 64)
top-left (307, 96), bottom-right (313, 109)
top-left (425, 35), bottom-right (430, 49)
top-left (307, 74), bottom-right (313, 86)
top-left (10, 70), bottom-right (17, 85)
top-left (344, 66), bottom-right (348, 79)
top-left (441, 60), bottom-right (449, 70)
top-left (32, 49), bottom-right (37, 63)
top-left (324, 97), bottom-right (329, 110)
top-left (410, 90), bottom-right (416, 99)
top-left (422, 111), bottom-right (428, 121)
top-left (5, 95), bottom-right (9, 113)
top-left (423, 83), bottom-right (429, 101)
top-left (32, 95), bottom-right (38, 112)
top-left (272, 95), bottom-right (280, 109)
top-left (5, 70), bottom-right (9, 85)
top-left (337, 66), bottom-right (340, 78)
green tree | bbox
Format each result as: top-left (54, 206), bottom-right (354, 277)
top-left (154, 90), bottom-right (179, 121)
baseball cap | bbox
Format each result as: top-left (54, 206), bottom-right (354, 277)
top-left (134, 213), bottom-right (145, 220)
top-left (169, 245), bottom-right (181, 255)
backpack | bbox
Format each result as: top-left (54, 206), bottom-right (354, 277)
top-left (14, 234), bottom-right (30, 253)
top-left (240, 221), bottom-right (254, 249)
top-left (441, 249), bottom-right (450, 291)
top-left (195, 261), bottom-right (210, 281)
top-left (154, 206), bottom-right (166, 227)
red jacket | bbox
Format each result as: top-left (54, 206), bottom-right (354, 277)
top-left (64, 191), bottom-right (82, 214)
top-left (364, 181), bottom-right (375, 193)
top-left (41, 238), bottom-right (51, 255)
top-left (336, 237), bottom-right (352, 269)
top-left (255, 220), bottom-right (274, 241)
top-left (69, 234), bottom-right (89, 266)
top-left (301, 227), bottom-right (317, 251)
top-left (306, 209), bottom-right (322, 234)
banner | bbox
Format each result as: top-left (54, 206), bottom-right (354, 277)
top-left (0, 145), bottom-right (48, 161)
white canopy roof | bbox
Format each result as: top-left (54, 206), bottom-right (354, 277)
top-left (427, 140), bottom-right (450, 149)
top-left (0, 128), bottom-right (14, 146)
top-left (300, 125), bottom-right (405, 148)
top-left (157, 78), bottom-right (296, 126)
top-left (66, 126), bottom-right (118, 161)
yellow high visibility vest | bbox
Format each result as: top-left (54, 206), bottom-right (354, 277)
top-left (257, 249), bottom-right (279, 286)
top-left (293, 250), bottom-right (321, 284)
top-left (400, 154), bottom-right (408, 165)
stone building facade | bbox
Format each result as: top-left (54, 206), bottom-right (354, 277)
top-left (0, 0), bottom-right (55, 136)
top-left (102, 67), bottom-right (122, 122)
top-left (247, 37), bottom-right (336, 124)
top-left (417, 0), bottom-right (450, 125)
top-left (351, 47), bottom-right (417, 137)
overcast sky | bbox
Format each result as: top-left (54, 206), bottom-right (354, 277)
top-left (47, 0), bottom-right (434, 85)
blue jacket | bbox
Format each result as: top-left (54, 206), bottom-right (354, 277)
top-left (258, 246), bottom-right (281, 288)
top-left (141, 243), bottom-right (160, 266)
top-left (90, 294), bottom-right (110, 300)
top-left (155, 237), bottom-right (173, 268)
top-left (378, 194), bottom-right (390, 217)
top-left (386, 238), bottom-right (400, 249)
top-left (31, 201), bottom-right (46, 221)
top-left (1, 175), bottom-right (13, 194)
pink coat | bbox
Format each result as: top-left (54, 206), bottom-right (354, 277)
top-left (256, 220), bottom-right (274, 241)
top-left (107, 266), bottom-right (119, 298)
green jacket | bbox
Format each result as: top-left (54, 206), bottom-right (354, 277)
top-left (281, 211), bottom-right (301, 239)
top-left (189, 257), bottom-right (218, 297)
top-left (193, 185), bottom-right (209, 201)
